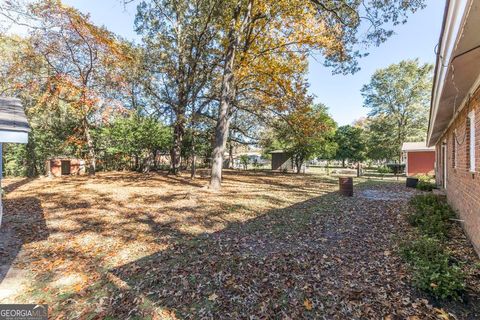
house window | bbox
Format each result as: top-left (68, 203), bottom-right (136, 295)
top-left (467, 111), bottom-right (476, 172)
top-left (452, 130), bottom-right (456, 168)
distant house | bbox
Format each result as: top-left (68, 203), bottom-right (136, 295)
top-left (223, 146), bottom-right (267, 169)
top-left (46, 158), bottom-right (86, 177)
top-left (230, 153), bottom-right (266, 169)
top-left (428, 0), bottom-right (480, 255)
top-left (401, 142), bottom-right (435, 176)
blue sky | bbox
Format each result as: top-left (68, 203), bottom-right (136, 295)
top-left (63, 0), bottom-right (445, 126)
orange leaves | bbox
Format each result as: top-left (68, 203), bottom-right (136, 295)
top-left (65, 135), bottom-right (85, 147)
top-left (30, 0), bottom-right (131, 94)
top-left (303, 298), bottom-right (313, 310)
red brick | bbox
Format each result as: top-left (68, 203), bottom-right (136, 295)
top-left (436, 89), bottom-right (480, 256)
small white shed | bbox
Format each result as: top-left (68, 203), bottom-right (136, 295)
top-left (0, 97), bottom-right (30, 227)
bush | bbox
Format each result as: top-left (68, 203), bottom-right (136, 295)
top-left (416, 180), bottom-right (436, 191)
top-left (408, 195), bottom-right (455, 240)
top-left (400, 237), bottom-right (465, 300)
top-left (4, 143), bottom-right (27, 177)
top-left (386, 163), bottom-right (405, 175)
top-left (401, 195), bottom-right (465, 300)
top-left (410, 194), bottom-right (443, 209)
top-left (415, 175), bottom-right (436, 191)
top-left (417, 174), bottom-right (434, 182)
top-left (239, 155), bottom-right (249, 170)
top-left (377, 166), bottom-right (392, 174)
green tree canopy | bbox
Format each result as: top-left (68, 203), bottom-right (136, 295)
top-left (334, 125), bottom-right (367, 167)
top-left (274, 103), bottom-right (337, 173)
top-left (365, 117), bottom-right (399, 162)
top-left (96, 114), bottom-right (172, 172)
top-left (361, 59), bottom-right (433, 162)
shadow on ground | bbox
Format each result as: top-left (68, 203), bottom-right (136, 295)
top-left (100, 182), bottom-right (477, 319)
top-left (0, 196), bottom-right (49, 284)
top-left (2, 174), bottom-right (478, 319)
top-left (3, 178), bottom-right (33, 194)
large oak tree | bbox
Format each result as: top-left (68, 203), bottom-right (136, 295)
top-left (208, 0), bottom-right (426, 189)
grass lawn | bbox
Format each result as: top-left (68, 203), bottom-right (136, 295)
top-left (0, 170), bottom-right (478, 319)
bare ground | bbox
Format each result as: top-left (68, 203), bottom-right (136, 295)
top-left (0, 170), bottom-right (478, 319)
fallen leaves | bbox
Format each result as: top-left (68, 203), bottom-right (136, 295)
top-left (1, 172), bottom-right (479, 319)
top-left (303, 298), bottom-right (313, 310)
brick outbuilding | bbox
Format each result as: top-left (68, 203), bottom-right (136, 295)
top-left (428, 0), bottom-right (480, 256)
top-left (46, 158), bottom-right (86, 177)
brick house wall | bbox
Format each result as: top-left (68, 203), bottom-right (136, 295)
top-left (436, 88), bottom-right (480, 255)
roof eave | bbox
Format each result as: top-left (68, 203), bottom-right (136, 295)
top-left (427, 0), bottom-right (471, 147)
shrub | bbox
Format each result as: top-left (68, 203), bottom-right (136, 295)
top-left (415, 175), bottom-right (436, 191)
top-left (409, 194), bottom-right (454, 223)
top-left (416, 180), bottom-right (436, 191)
top-left (410, 194), bottom-right (444, 209)
top-left (377, 166), bottom-right (391, 179)
top-left (408, 195), bottom-right (455, 240)
top-left (400, 237), bottom-right (465, 300)
top-left (402, 195), bottom-right (465, 300)
top-left (377, 166), bottom-right (392, 174)
top-left (386, 163), bottom-right (405, 175)
top-left (400, 237), bottom-right (445, 263)
top-left (417, 174), bottom-right (434, 182)
top-left (239, 155), bottom-right (249, 170)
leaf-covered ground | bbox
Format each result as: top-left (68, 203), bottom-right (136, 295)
top-left (0, 170), bottom-right (478, 319)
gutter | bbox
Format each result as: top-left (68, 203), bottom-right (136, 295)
top-left (427, 0), bottom-right (470, 147)
top-left (427, 0), bottom-right (450, 147)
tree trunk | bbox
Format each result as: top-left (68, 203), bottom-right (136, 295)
top-left (296, 156), bottom-right (303, 174)
top-left (210, 98), bottom-right (232, 189)
top-left (153, 150), bottom-right (158, 170)
top-left (342, 159), bottom-right (345, 168)
top-left (142, 152), bottom-right (153, 173)
top-left (83, 118), bottom-right (96, 176)
top-left (170, 120), bottom-right (184, 175)
top-left (209, 24), bottom-right (238, 188)
top-left (228, 142), bottom-right (234, 169)
top-left (209, 0), bottom-right (252, 190)
top-left (134, 154), bottom-right (139, 171)
top-left (171, 13), bottom-right (188, 176)
top-left (191, 133), bottom-right (196, 179)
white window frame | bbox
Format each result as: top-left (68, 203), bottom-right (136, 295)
top-left (468, 111), bottom-right (476, 172)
